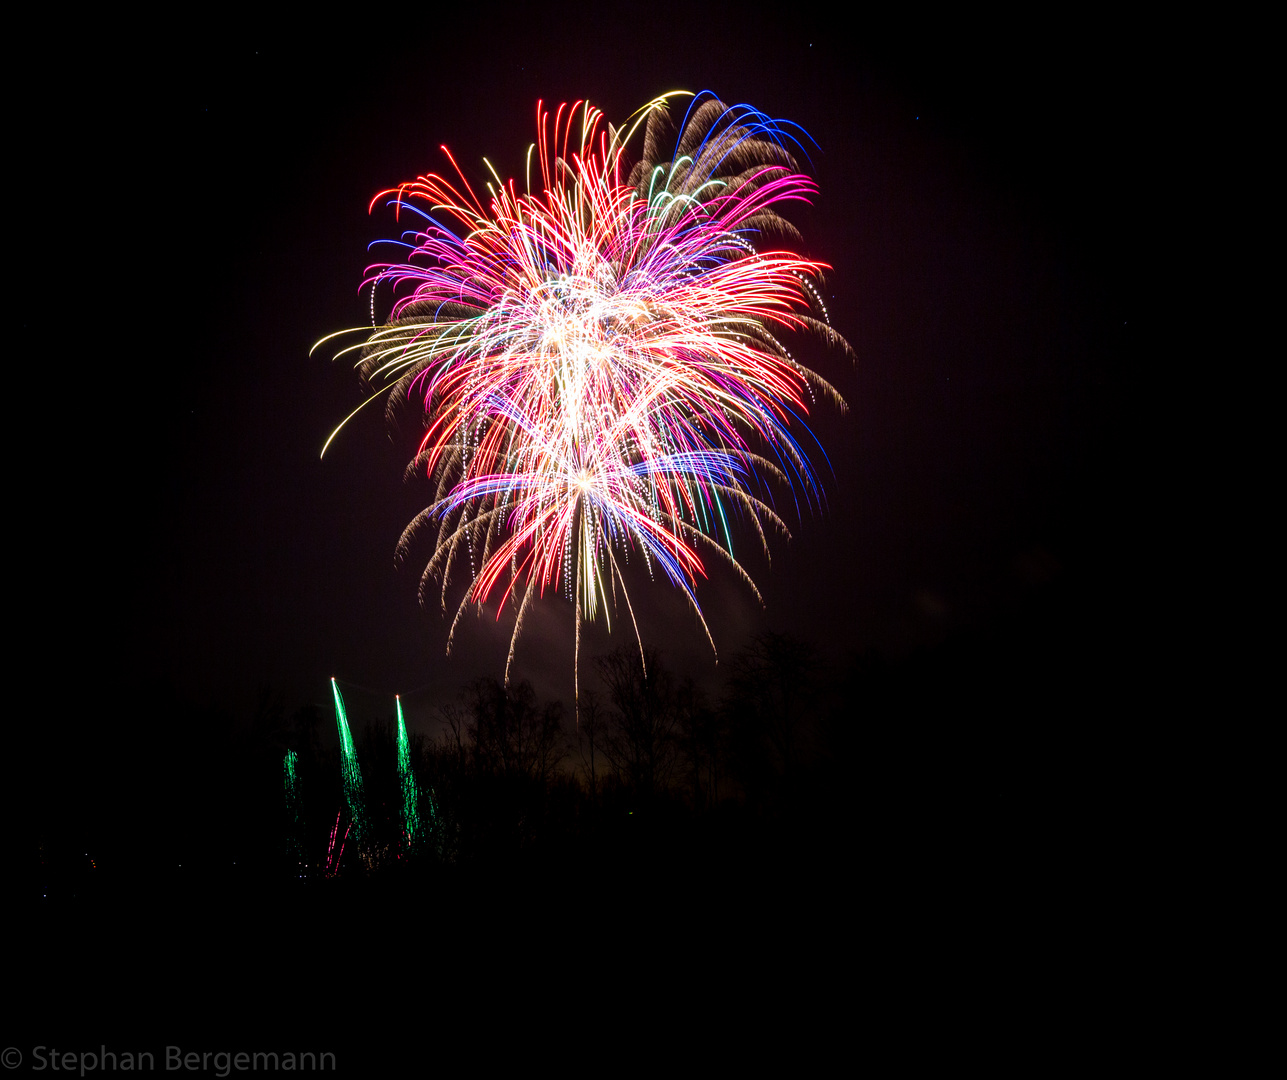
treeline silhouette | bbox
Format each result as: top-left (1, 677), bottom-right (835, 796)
top-left (29, 578), bottom-right (1129, 915)
top-left (263, 633), bottom-right (850, 894)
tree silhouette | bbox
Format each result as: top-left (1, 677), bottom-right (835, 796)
top-left (724, 633), bottom-right (822, 814)
top-left (674, 676), bottom-right (722, 813)
top-left (571, 690), bottom-right (606, 805)
top-left (596, 646), bottom-right (678, 804)
top-left (465, 678), bottom-right (565, 784)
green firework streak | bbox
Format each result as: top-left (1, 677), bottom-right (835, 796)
top-left (395, 696), bottom-right (424, 848)
top-left (331, 679), bottom-right (367, 844)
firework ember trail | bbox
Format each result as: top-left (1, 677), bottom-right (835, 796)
top-left (318, 93), bottom-right (852, 690)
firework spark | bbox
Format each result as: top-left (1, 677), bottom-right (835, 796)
top-left (318, 93), bottom-right (851, 687)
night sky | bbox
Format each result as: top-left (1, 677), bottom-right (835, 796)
top-left (27, 11), bottom-right (1137, 714)
top-left (17, 5), bottom-right (1146, 1063)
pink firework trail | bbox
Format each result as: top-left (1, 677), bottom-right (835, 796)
top-left (317, 93), bottom-right (852, 689)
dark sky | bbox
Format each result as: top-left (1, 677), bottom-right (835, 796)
top-left (22, 6), bottom-right (1141, 736)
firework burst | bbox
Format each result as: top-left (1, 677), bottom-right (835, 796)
top-left (317, 92), bottom-right (852, 688)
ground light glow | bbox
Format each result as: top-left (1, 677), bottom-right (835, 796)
top-left (320, 93), bottom-right (851, 690)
